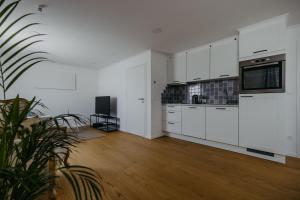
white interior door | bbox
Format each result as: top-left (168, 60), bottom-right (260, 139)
top-left (126, 64), bottom-right (146, 137)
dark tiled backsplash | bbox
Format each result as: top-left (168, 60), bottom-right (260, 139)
top-left (161, 78), bottom-right (239, 104)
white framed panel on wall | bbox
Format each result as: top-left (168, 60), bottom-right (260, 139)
top-left (35, 68), bottom-right (77, 90)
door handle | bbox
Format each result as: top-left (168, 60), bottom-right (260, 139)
top-left (193, 78), bottom-right (202, 81)
top-left (219, 75), bottom-right (229, 77)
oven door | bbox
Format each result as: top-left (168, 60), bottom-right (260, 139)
top-left (240, 61), bottom-right (285, 94)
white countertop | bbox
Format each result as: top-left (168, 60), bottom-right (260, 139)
top-left (163, 104), bottom-right (239, 107)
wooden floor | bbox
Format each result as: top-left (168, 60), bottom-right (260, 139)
top-left (60, 130), bottom-right (300, 200)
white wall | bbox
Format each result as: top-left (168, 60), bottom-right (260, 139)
top-left (97, 50), bottom-right (151, 134)
top-left (285, 24), bottom-right (300, 157)
top-left (150, 51), bottom-right (168, 139)
top-left (6, 62), bottom-right (98, 117)
top-left (287, 25), bottom-right (300, 157)
top-left (97, 50), bottom-right (168, 139)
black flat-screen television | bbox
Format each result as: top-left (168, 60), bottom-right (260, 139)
top-left (95, 96), bottom-right (117, 116)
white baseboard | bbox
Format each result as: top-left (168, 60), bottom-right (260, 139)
top-left (167, 133), bottom-right (286, 164)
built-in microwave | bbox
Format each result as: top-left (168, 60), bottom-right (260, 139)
top-left (239, 54), bottom-right (285, 94)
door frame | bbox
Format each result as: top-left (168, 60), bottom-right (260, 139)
top-left (125, 63), bottom-right (147, 137)
top-left (297, 39), bottom-right (300, 157)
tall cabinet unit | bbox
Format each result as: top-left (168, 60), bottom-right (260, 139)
top-left (239, 15), bottom-right (287, 60)
top-left (186, 45), bottom-right (210, 82)
top-left (210, 37), bottom-right (238, 79)
top-left (167, 52), bottom-right (187, 84)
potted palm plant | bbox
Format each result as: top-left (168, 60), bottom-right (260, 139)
top-left (0, 0), bottom-right (103, 199)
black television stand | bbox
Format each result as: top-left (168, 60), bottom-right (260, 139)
top-left (90, 114), bottom-right (118, 132)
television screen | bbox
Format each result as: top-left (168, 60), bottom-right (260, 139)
top-left (95, 96), bottom-right (110, 115)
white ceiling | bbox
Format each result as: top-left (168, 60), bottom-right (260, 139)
top-left (9, 0), bottom-right (300, 68)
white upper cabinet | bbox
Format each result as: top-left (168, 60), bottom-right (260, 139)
top-left (210, 37), bottom-right (238, 79)
top-left (239, 94), bottom-right (286, 155)
top-left (186, 45), bottom-right (210, 82)
top-left (239, 15), bottom-right (287, 60)
top-left (167, 52), bottom-right (187, 84)
top-left (206, 106), bottom-right (239, 146)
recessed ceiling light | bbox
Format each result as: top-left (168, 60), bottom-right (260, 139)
top-left (152, 27), bottom-right (162, 34)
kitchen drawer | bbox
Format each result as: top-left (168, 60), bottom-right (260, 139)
top-left (165, 105), bottom-right (181, 111)
top-left (163, 121), bottom-right (181, 134)
top-left (162, 110), bottom-right (181, 122)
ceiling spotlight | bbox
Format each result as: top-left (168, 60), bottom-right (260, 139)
top-left (38, 4), bottom-right (47, 12)
top-left (152, 27), bottom-right (162, 34)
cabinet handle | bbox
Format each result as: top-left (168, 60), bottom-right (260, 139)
top-left (188, 107), bottom-right (197, 109)
top-left (168, 122), bottom-right (175, 125)
top-left (216, 107), bottom-right (226, 110)
top-left (173, 81), bottom-right (180, 83)
top-left (168, 111), bottom-right (175, 114)
top-left (219, 75), bottom-right (229, 78)
top-left (240, 95), bottom-right (253, 98)
top-left (253, 49), bottom-right (267, 54)
top-left (193, 77), bottom-right (202, 80)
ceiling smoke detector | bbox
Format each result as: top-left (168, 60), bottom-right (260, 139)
top-left (152, 27), bottom-right (162, 34)
top-left (38, 4), bottom-right (47, 12)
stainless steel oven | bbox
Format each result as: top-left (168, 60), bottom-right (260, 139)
top-left (239, 54), bottom-right (285, 94)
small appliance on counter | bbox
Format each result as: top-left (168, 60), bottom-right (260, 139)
top-left (192, 95), bottom-right (199, 104)
top-left (191, 95), bottom-right (209, 104)
top-left (199, 95), bottom-right (208, 104)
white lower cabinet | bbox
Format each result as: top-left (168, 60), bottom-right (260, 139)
top-left (163, 121), bottom-right (181, 134)
top-left (163, 110), bottom-right (181, 122)
top-left (206, 106), bottom-right (239, 146)
top-left (162, 105), bottom-right (182, 134)
top-left (239, 94), bottom-right (285, 154)
top-left (182, 106), bottom-right (206, 139)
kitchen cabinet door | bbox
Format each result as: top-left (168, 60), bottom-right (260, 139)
top-left (186, 45), bottom-right (210, 82)
top-left (239, 94), bottom-right (285, 154)
top-left (239, 16), bottom-right (286, 59)
top-left (168, 52), bottom-right (187, 84)
top-left (210, 37), bottom-right (238, 79)
top-left (206, 106), bottom-right (238, 146)
top-left (182, 106), bottom-right (206, 139)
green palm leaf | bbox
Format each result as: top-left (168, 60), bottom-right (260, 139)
top-left (1, 40), bottom-right (43, 66)
top-left (0, 13), bottom-right (34, 38)
top-left (1, 33), bottom-right (45, 57)
top-left (0, 1), bottom-right (19, 26)
top-left (3, 51), bottom-right (47, 73)
top-left (0, 1), bottom-right (103, 200)
top-left (0, 23), bottom-right (41, 49)
top-left (5, 59), bottom-right (47, 91)
top-left (5, 57), bottom-right (47, 80)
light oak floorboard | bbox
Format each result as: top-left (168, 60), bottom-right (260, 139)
top-left (58, 130), bottom-right (300, 200)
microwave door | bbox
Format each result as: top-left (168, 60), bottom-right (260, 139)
top-left (241, 62), bottom-right (282, 93)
